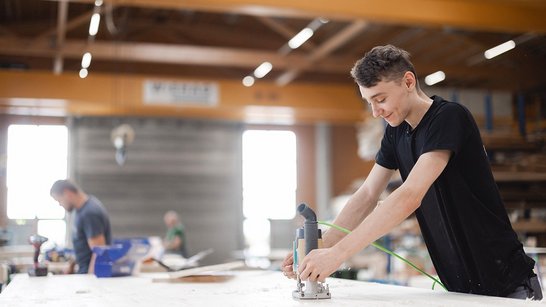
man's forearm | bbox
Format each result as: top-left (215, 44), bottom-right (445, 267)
top-left (333, 185), bottom-right (420, 259)
top-left (331, 151), bottom-right (449, 259)
top-left (323, 187), bottom-right (379, 248)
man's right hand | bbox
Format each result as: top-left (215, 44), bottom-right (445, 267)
top-left (281, 252), bottom-right (296, 279)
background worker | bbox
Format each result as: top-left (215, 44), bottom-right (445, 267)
top-left (50, 179), bottom-right (112, 274)
top-left (163, 210), bottom-right (188, 258)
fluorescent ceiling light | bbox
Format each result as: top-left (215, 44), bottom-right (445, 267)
top-left (89, 13), bottom-right (101, 36)
top-left (79, 68), bottom-right (88, 79)
top-left (484, 40), bottom-right (515, 59)
top-left (288, 28), bottom-right (314, 49)
top-left (81, 52), bottom-right (92, 69)
top-left (424, 71), bottom-right (445, 86)
top-left (242, 76), bottom-right (255, 87)
top-left (319, 18), bottom-right (329, 24)
top-left (253, 62), bottom-right (273, 79)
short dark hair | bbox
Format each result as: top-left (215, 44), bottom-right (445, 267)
top-left (350, 45), bottom-right (418, 88)
top-left (50, 179), bottom-right (80, 196)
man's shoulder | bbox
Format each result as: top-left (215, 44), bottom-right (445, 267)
top-left (80, 196), bottom-right (107, 216)
top-left (86, 195), bottom-right (103, 205)
top-left (432, 96), bottom-right (472, 115)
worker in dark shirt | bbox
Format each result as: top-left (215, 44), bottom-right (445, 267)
top-left (281, 45), bottom-right (541, 300)
top-left (50, 179), bottom-right (112, 274)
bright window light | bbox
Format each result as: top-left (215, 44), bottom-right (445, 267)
top-left (484, 40), bottom-right (516, 59)
top-left (38, 219), bottom-right (67, 248)
top-left (243, 218), bottom-right (271, 256)
top-left (242, 130), bottom-right (297, 220)
top-left (288, 28), bottom-right (314, 49)
top-left (7, 125), bottom-right (68, 220)
top-left (424, 70), bottom-right (446, 86)
top-left (89, 13), bottom-right (101, 36)
top-left (253, 62), bottom-right (273, 79)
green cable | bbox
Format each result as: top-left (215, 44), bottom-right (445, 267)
top-left (318, 220), bottom-right (447, 291)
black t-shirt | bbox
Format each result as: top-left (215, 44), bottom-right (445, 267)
top-left (376, 95), bottom-right (534, 296)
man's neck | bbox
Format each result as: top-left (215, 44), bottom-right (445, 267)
top-left (405, 91), bottom-right (433, 129)
top-left (74, 193), bottom-right (89, 209)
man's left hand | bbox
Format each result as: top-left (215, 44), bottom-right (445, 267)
top-left (298, 247), bottom-right (343, 283)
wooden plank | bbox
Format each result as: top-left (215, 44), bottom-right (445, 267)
top-left (153, 274), bottom-right (235, 283)
top-left (493, 172), bottom-right (546, 182)
top-left (153, 261), bottom-right (244, 281)
top-left (512, 219), bottom-right (546, 233)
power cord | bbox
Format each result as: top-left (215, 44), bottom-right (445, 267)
top-left (317, 220), bottom-right (447, 291)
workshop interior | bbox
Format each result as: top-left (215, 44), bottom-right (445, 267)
top-left (0, 0), bottom-right (545, 305)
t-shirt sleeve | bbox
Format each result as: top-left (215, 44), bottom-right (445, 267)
top-left (81, 211), bottom-right (106, 239)
top-left (375, 127), bottom-right (398, 170)
top-left (421, 104), bottom-right (470, 156)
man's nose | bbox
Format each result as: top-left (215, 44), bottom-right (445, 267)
top-left (370, 104), bottom-right (381, 118)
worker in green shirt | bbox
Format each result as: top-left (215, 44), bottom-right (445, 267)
top-left (163, 210), bottom-right (188, 258)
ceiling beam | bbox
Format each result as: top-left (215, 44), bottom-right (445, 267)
top-left (0, 38), bottom-right (350, 73)
top-left (37, 8), bottom-right (93, 40)
top-left (64, 0), bottom-right (546, 33)
top-left (53, 0), bottom-right (69, 74)
top-left (37, 4), bottom-right (116, 40)
top-left (0, 37), bottom-right (542, 89)
top-left (277, 20), bottom-right (368, 85)
top-left (255, 16), bottom-right (317, 52)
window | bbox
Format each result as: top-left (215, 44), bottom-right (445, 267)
top-left (7, 124), bottom-right (68, 247)
top-left (242, 130), bottom-right (296, 256)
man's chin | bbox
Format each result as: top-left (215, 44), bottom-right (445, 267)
top-left (386, 120), bottom-right (402, 127)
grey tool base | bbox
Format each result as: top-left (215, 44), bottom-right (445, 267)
top-left (292, 289), bottom-right (331, 299)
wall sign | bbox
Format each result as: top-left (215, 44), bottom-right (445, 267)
top-left (143, 80), bottom-right (219, 106)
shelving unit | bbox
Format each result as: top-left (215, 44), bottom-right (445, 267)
top-left (484, 131), bottom-right (546, 245)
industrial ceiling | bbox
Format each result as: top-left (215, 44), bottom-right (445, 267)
top-left (0, 0), bottom-right (545, 93)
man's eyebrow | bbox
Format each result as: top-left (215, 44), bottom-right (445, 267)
top-left (362, 92), bottom-right (385, 104)
top-left (370, 92), bottom-right (385, 100)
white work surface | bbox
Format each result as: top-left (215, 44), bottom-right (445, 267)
top-left (0, 270), bottom-right (544, 306)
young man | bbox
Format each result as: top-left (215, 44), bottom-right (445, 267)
top-left (281, 45), bottom-right (541, 300)
top-left (50, 179), bottom-right (112, 274)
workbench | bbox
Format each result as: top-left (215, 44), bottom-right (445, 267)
top-left (0, 270), bottom-right (544, 306)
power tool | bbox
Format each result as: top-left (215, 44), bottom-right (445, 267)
top-left (28, 234), bottom-right (49, 277)
top-left (292, 203), bottom-right (331, 300)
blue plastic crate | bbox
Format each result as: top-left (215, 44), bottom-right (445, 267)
top-left (92, 237), bottom-right (151, 278)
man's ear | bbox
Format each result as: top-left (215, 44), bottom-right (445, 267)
top-left (404, 71), bottom-right (416, 90)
